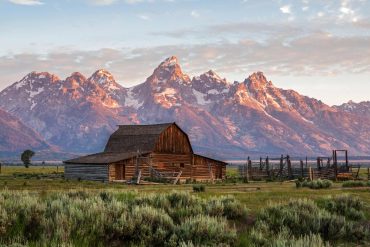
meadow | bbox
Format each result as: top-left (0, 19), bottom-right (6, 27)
top-left (1, 166), bottom-right (370, 246)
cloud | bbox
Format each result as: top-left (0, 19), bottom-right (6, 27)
top-left (88, 0), bottom-right (118, 5)
top-left (190, 10), bottom-right (200, 18)
top-left (86, 0), bottom-right (167, 5)
top-left (137, 14), bottom-right (150, 20)
top-left (8, 0), bottom-right (44, 5)
top-left (280, 5), bottom-right (291, 14)
top-left (1, 32), bottom-right (369, 92)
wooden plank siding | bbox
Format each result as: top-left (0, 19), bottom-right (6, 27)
top-left (154, 124), bottom-right (192, 154)
top-left (192, 155), bottom-right (226, 181)
top-left (65, 164), bottom-right (109, 182)
top-left (108, 153), bottom-right (225, 182)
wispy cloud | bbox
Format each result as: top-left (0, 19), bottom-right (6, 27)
top-left (190, 10), bottom-right (200, 18)
top-left (137, 14), bottom-right (150, 20)
top-left (88, 0), bottom-right (118, 5)
top-left (86, 0), bottom-right (168, 5)
top-left (280, 5), bottom-right (291, 14)
top-left (1, 32), bottom-right (369, 90)
top-left (8, 0), bottom-right (44, 5)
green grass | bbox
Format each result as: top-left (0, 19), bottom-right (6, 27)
top-left (1, 166), bottom-right (370, 214)
top-left (2, 166), bottom-right (370, 246)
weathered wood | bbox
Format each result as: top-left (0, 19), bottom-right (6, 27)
top-left (287, 155), bottom-right (292, 178)
top-left (300, 160), bottom-right (304, 177)
top-left (137, 170), bottom-right (142, 184)
top-left (173, 170), bottom-right (182, 184)
top-left (154, 124), bottom-right (192, 154)
top-left (65, 164), bottom-right (108, 182)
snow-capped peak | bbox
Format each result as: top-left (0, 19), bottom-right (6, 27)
top-left (148, 56), bottom-right (190, 84)
top-left (159, 56), bottom-right (178, 68)
top-left (89, 69), bottom-right (121, 92)
top-left (92, 69), bottom-right (114, 80)
top-left (203, 70), bottom-right (221, 80)
top-left (244, 71), bottom-right (273, 92)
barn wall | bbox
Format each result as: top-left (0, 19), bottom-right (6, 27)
top-left (154, 124), bottom-right (192, 154)
top-left (151, 153), bottom-right (193, 179)
top-left (113, 153), bottom-right (225, 182)
top-left (113, 153), bottom-right (193, 181)
top-left (64, 164), bottom-right (109, 182)
top-left (192, 155), bottom-right (226, 180)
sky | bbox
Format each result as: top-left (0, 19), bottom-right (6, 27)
top-left (0, 0), bottom-right (370, 105)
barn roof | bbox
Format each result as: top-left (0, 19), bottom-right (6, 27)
top-left (63, 122), bottom-right (200, 164)
top-left (64, 152), bottom-right (148, 164)
top-left (104, 123), bottom-right (174, 153)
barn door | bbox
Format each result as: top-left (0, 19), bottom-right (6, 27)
top-left (115, 164), bottom-right (124, 180)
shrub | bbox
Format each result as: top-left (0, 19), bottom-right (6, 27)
top-left (192, 184), bottom-right (205, 192)
top-left (296, 179), bottom-right (332, 189)
top-left (0, 190), bottom-right (244, 246)
top-left (249, 196), bottom-right (369, 246)
top-left (177, 215), bottom-right (236, 245)
top-left (342, 181), bottom-right (367, 188)
top-left (317, 195), bottom-right (365, 221)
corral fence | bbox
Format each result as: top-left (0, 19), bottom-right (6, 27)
top-left (238, 153), bottom-right (363, 181)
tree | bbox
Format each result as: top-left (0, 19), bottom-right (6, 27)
top-left (21, 150), bottom-right (35, 168)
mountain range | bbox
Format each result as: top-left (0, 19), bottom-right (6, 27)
top-left (1, 56), bottom-right (370, 160)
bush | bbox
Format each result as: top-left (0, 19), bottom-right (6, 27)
top-left (296, 179), bottom-right (332, 189)
top-left (0, 190), bottom-right (245, 246)
top-left (317, 195), bottom-right (365, 221)
top-left (192, 184), bottom-right (205, 192)
top-left (177, 215), bottom-right (236, 245)
top-left (342, 180), bottom-right (368, 188)
top-left (247, 195), bottom-right (369, 246)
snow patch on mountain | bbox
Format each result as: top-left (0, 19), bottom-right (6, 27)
top-left (29, 87), bottom-right (44, 98)
top-left (192, 89), bottom-right (210, 105)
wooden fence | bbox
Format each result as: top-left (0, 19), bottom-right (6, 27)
top-left (238, 155), bottom-right (359, 181)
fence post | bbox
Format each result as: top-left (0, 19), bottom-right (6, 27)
top-left (309, 166), bottom-right (312, 181)
top-left (259, 157), bottom-right (262, 170)
top-left (248, 157), bottom-right (252, 180)
top-left (306, 156), bottom-right (308, 168)
top-left (266, 156), bottom-right (270, 178)
top-left (246, 157), bottom-right (250, 183)
top-left (287, 155), bottom-right (292, 179)
top-left (300, 160), bottom-right (304, 178)
top-left (367, 167), bottom-right (370, 181)
top-left (280, 155), bottom-right (283, 175)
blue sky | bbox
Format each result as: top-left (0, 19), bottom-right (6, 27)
top-left (1, 0), bottom-right (370, 105)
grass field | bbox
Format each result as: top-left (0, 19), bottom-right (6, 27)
top-left (0, 166), bottom-right (370, 247)
top-left (1, 166), bottom-right (370, 213)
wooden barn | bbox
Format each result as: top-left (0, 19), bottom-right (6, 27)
top-left (64, 123), bottom-right (226, 183)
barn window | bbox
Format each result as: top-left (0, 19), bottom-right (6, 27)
top-left (180, 163), bottom-right (185, 168)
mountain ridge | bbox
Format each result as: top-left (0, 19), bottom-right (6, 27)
top-left (1, 56), bottom-right (369, 159)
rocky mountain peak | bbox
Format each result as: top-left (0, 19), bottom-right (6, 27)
top-left (159, 56), bottom-right (178, 67)
top-left (89, 69), bottom-right (122, 92)
top-left (149, 56), bottom-right (190, 84)
top-left (67, 72), bottom-right (86, 82)
top-left (91, 69), bottom-right (114, 80)
top-left (200, 70), bottom-right (225, 82)
top-left (244, 71), bottom-right (273, 91)
top-left (26, 71), bottom-right (60, 82)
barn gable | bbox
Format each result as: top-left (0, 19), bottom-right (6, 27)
top-left (104, 123), bottom-right (173, 153)
top-left (154, 123), bottom-right (193, 154)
